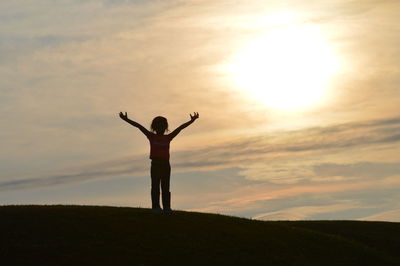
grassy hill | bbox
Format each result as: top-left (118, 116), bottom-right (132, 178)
top-left (1, 205), bottom-right (399, 266)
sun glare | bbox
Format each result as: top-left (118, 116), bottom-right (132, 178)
top-left (226, 20), bottom-right (340, 111)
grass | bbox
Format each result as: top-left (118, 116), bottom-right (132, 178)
top-left (1, 205), bottom-right (399, 265)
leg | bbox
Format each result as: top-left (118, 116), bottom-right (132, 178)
top-left (161, 162), bottom-right (171, 211)
top-left (150, 161), bottom-right (162, 209)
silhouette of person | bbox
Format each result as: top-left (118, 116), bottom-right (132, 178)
top-left (119, 112), bottom-right (199, 214)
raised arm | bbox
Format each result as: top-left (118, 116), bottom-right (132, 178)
top-left (119, 112), bottom-right (151, 137)
top-left (169, 112), bottom-right (199, 139)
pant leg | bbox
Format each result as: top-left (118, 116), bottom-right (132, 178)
top-left (150, 161), bottom-right (162, 209)
top-left (161, 162), bottom-right (171, 210)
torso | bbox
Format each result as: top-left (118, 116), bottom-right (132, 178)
top-left (147, 133), bottom-right (172, 161)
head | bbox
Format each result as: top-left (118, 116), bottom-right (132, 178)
top-left (151, 116), bottom-right (169, 134)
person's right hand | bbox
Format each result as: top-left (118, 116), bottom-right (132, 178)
top-left (190, 112), bottom-right (199, 121)
top-left (119, 112), bottom-right (128, 120)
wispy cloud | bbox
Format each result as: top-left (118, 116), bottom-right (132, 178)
top-left (192, 178), bottom-right (400, 220)
top-left (3, 116), bottom-right (400, 191)
top-left (253, 201), bottom-right (359, 220)
top-left (360, 209), bottom-right (400, 222)
top-left (313, 162), bottom-right (400, 180)
top-left (1, 0), bottom-right (400, 221)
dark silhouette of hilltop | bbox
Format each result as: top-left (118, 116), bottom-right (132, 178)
top-left (1, 205), bottom-right (399, 265)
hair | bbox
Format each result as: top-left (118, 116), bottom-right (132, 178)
top-left (151, 116), bottom-right (169, 134)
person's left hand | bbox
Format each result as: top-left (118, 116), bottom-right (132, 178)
top-left (190, 112), bottom-right (199, 121)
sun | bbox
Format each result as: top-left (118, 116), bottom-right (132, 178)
top-left (226, 22), bottom-right (340, 111)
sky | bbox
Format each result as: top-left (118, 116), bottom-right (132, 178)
top-left (1, 0), bottom-right (400, 221)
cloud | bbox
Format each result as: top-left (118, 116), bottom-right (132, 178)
top-left (313, 162), bottom-right (400, 180)
top-left (0, 0), bottom-right (172, 65)
top-left (0, 155), bottom-right (148, 192)
top-left (2, 115), bottom-right (400, 190)
top-left (253, 201), bottom-right (358, 220)
top-left (305, 0), bottom-right (398, 23)
top-left (195, 180), bottom-right (400, 220)
top-left (360, 209), bottom-right (400, 222)
top-left (1, 0), bottom-right (400, 222)
top-left (239, 161), bottom-right (400, 185)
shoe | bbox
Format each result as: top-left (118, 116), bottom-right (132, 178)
top-left (151, 207), bottom-right (162, 214)
top-left (163, 208), bottom-right (173, 214)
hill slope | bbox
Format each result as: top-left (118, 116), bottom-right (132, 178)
top-left (1, 205), bottom-right (399, 265)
